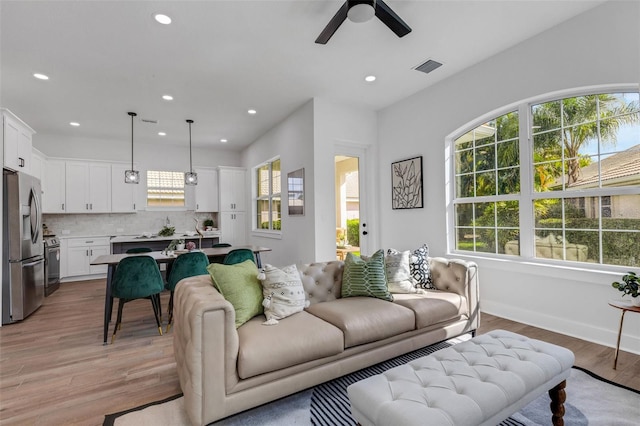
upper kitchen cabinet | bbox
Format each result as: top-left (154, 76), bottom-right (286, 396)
top-left (30, 148), bottom-right (46, 181)
top-left (218, 167), bottom-right (246, 212)
top-left (43, 160), bottom-right (66, 213)
top-left (2, 109), bottom-right (35, 173)
top-left (195, 168), bottom-right (219, 212)
top-left (111, 163), bottom-right (137, 213)
top-left (65, 161), bottom-right (111, 213)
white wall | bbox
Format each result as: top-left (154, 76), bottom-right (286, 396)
top-left (377, 1), bottom-right (640, 353)
top-left (242, 100), bottom-right (316, 267)
top-left (242, 98), bottom-right (377, 266)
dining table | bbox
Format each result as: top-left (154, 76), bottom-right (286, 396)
top-left (91, 245), bottom-right (272, 344)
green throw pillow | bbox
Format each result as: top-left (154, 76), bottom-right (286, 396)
top-left (207, 260), bottom-right (264, 328)
top-left (341, 249), bottom-right (393, 301)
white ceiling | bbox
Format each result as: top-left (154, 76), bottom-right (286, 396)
top-left (1, 0), bottom-right (604, 150)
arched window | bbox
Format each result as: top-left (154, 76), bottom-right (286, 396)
top-left (450, 88), bottom-right (640, 268)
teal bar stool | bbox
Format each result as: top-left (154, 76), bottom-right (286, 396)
top-left (165, 251), bottom-right (209, 332)
top-left (223, 248), bottom-right (255, 265)
top-left (111, 256), bottom-right (165, 343)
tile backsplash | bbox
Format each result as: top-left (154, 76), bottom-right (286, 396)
top-left (43, 211), bottom-right (218, 237)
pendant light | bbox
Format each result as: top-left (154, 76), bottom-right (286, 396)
top-left (124, 112), bottom-right (140, 184)
top-left (184, 119), bottom-right (198, 185)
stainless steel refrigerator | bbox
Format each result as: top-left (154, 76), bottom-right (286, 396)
top-left (2, 170), bottom-right (45, 324)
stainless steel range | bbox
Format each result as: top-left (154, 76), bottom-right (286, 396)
top-left (43, 236), bottom-right (60, 296)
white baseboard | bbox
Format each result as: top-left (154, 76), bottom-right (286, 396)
top-left (481, 300), bottom-right (640, 356)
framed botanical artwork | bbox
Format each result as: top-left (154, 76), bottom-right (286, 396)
top-left (391, 156), bottom-right (423, 209)
top-left (287, 168), bottom-right (305, 216)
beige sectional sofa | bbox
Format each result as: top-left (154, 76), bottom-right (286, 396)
top-left (173, 257), bottom-right (479, 426)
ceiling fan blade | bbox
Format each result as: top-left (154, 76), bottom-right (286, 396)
top-left (315, 2), bottom-right (349, 44)
top-left (374, 0), bottom-right (412, 38)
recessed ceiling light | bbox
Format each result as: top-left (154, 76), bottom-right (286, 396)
top-left (248, 109), bottom-right (257, 115)
top-left (33, 73), bottom-right (49, 80)
top-left (154, 14), bottom-right (172, 25)
top-left (162, 95), bottom-right (173, 101)
top-left (365, 75), bottom-right (376, 82)
top-left (69, 122), bottom-right (80, 127)
top-left (220, 139), bottom-right (228, 143)
top-left (158, 132), bottom-right (166, 136)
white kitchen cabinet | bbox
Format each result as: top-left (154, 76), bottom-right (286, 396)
top-left (61, 237), bottom-right (110, 279)
top-left (111, 163), bottom-right (137, 212)
top-left (30, 149), bottom-right (45, 181)
top-left (195, 168), bottom-right (219, 212)
top-left (43, 160), bottom-right (67, 213)
top-left (219, 211), bottom-right (246, 245)
top-left (2, 109), bottom-right (35, 173)
top-left (65, 161), bottom-right (111, 213)
top-left (218, 167), bottom-right (246, 211)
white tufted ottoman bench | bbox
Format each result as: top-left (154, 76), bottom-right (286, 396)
top-left (347, 330), bottom-right (575, 426)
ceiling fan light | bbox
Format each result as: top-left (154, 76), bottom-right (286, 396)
top-left (347, 2), bottom-right (375, 23)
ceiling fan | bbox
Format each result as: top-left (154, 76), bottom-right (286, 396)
top-left (315, 0), bottom-right (412, 45)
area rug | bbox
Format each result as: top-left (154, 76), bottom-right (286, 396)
top-left (104, 341), bottom-right (640, 426)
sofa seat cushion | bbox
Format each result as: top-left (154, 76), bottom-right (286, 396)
top-left (237, 311), bottom-right (344, 379)
top-left (393, 291), bottom-right (467, 329)
top-left (305, 297), bottom-right (415, 348)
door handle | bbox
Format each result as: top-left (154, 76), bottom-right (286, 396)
top-left (90, 203), bottom-right (93, 210)
top-left (62, 203), bottom-right (65, 211)
top-left (362, 231), bottom-right (368, 235)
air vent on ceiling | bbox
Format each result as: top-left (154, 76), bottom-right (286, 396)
top-left (141, 118), bottom-right (158, 124)
top-left (414, 59), bottom-right (443, 75)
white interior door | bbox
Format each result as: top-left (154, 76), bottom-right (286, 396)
top-left (334, 146), bottom-right (371, 257)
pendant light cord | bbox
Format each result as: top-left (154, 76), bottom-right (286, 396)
top-left (187, 119), bottom-right (194, 173)
top-left (128, 112), bottom-right (137, 170)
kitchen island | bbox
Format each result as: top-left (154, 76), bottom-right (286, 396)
top-left (110, 233), bottom-right (221, 254)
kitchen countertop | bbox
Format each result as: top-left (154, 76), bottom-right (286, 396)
top-left (110, 232), bottom-right (221, 244)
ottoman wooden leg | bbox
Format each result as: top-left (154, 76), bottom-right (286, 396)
top-left (549, 379), bottom-right (567, 426)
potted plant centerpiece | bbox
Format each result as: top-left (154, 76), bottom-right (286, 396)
top-left (203, 218), bottom-right (215, 231)
top-left (612, 271), bottom-right (640, 306)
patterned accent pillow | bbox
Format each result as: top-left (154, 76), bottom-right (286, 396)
top-left (384, 250), bottom-right (421, 294)
top-left (341, 250), bottom-right (393, 301)
top-left (258, 264), bottom-right (309, 325)
top-left (389, 245), bottom-right (434, 289)
top-left (411, 244), bottom-right (434, 289)
top-left (207, 260), bottom-right (264, 328)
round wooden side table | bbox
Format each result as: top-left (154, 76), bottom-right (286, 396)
top-left (608, 300), bottom-right (640, 369)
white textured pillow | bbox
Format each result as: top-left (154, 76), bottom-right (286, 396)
top-left (258, 264), bottom-right (309, 325)
top-left (385, 250), bottom-right (422, 294)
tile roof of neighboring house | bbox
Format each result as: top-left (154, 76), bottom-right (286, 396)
top-left (569, 144), bottom-right (640, 188)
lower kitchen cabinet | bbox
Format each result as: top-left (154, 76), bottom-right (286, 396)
top-left (61, 237), bottom-right (110, 279)
top-left (219, 211), bottom-right (246, 246)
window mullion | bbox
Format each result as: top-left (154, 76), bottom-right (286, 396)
top-left (518, 103), bottom-right (534, 258)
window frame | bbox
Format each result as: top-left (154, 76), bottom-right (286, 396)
top-left (447, 84), bottom-right (640, 272)
top-left (252, 157), bottom-right (282, 236)
top-left (145, 170), bottom-right (188, 211)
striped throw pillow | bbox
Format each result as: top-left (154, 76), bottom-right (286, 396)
top-left (341, 249), bottom-right (393, 301)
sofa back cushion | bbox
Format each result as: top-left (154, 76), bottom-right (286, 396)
top-left (297, 261), bottom-right (344, 305)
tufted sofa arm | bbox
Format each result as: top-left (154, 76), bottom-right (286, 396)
top-left (429, 257), bottom-right (480, 332)
top-left (173, 274), bottom-right (241, 426)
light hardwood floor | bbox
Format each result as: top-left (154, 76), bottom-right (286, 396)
top-left (1, 278), bottom-right (639, 425)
